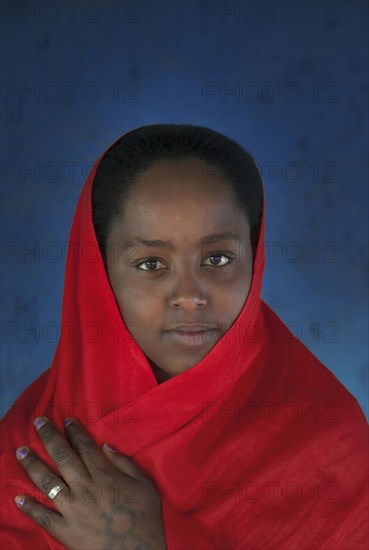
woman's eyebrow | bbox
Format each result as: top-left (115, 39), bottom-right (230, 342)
top-left (121, 231), bottom-right (242, 251)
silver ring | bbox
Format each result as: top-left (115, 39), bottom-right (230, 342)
top-left (47, 484), bottom-right (64, 501)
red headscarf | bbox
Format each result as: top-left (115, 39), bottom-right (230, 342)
top-left (1, 131), bottom-right (368, 549)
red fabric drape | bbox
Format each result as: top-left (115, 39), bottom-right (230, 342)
top-left (1, 135), bottom-right (368, 549)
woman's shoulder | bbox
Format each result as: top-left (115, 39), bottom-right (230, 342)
top-left (258, 300), bottom-right (368, 429)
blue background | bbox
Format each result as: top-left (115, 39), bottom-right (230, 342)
top-left (1, 0), bottom-right (368, 419)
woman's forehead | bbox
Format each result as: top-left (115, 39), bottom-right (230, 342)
top-left (109, 190), bottom-right (250, 246)
top-left (125, 162), bottom-right (236, 210)
top-left (106, 157), bottom-right (250, 242)
top-left (135, 156), bottom-right (228, 186)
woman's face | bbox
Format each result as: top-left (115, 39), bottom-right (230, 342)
top-left (105, 157), bottom-right (253, 383)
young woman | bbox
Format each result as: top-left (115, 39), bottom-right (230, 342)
top-left (1, 125), bottom-right (368, 549)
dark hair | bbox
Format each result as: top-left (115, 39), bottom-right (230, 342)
top-left (92, 124), bottom-right (263, 262)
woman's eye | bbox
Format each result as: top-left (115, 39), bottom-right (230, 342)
top-left (135, 259), bottom-right (166, 271)
top-left (135, 254), bottom-right (234, 272)
top-left (204, 254), bottom-right (233, 267)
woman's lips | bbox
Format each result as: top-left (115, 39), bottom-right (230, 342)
top-left (166, 329), bottom-right (218, 346)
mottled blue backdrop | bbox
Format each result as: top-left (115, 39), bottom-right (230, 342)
top-left (1, 0), bottom-right (368, 419)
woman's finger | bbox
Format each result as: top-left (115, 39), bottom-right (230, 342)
top-left (63, 418), bottom-right (116, 479)
top-left (14, 494), bottom-right (66, 540)
top-left (16, 446), bottom-right (71, 509)
top-left (33, 416), bottom-right (90, 485)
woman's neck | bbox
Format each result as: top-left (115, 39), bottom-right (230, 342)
top-left (147, 358), bottom-right (173, 384)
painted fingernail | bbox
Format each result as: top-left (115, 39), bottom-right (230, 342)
top-left (34, 416), bottom-right (47, 431)
top-left (15, 495), bottom-right (25, 508)
top-left (16, 447), bottom-right (29, 460)
top-left (103, 443), bottom-right (117, 453)
top-left (63, 417), bottom-right (74, 428)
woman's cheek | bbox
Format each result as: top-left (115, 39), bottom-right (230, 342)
top-left (125, 289), bottom-right (163, 324)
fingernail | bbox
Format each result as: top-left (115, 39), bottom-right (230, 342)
top-left (16, 446), bottom-right (29, 460)
top-left (103, 443), bottom-right (117, 453)
top-left (15, 495), bottom-right (25, 508)
top-left (34, 416), bottom-right (47, 431)
top-left (63, 417), bottom-right (74, 428)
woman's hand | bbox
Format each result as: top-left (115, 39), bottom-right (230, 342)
top-left (14, 416), bottom-right (167, 550)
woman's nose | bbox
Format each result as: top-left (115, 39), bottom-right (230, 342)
top-left (169, 272), bottom-right (207, 310)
